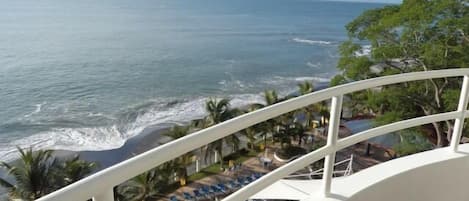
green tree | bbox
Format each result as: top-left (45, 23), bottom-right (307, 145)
top-left (264, 90), bottom-right (280, 105)
top-left (393, 129), bottom-right (434, 157)
top-left (58, 155), bottom-right (98, 186)
top-left (297, 81), bottom-right (322, 128)
top-left (0, 148), bottom-right (58, 200)
top-left (261, 90), bottom-right (295, 145)
top-left (116, 164), bottom-right (172, 201)
top-left (0, 148), bottom-right (97, 200)
top-left (240, 103), bottom-right (267, 150)
top-left (298, 81), bottom-right (314, 95)
top-left (200, 98), bottom-right (240, 169)
top-left (162, 126), bottom-right (193, 182)
top-left (334, 0), bottom-right (468, 147)
top-left (240, 127), bottom-right (258, 150)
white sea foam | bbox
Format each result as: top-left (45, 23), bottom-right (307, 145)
top-left (354, 45), bottom-right (372, 57)
top-left (294, 76), bottom-right (331, 82)
top-left (0, 126), bottom-right (127, 162)
top-left (292, 38), bottom-right (332, 45)
top-left (23, 102), bottom-right (45, 118)
top-left (262, 75), bottom-right (331, 86)
top-left (0, 94), bottom-right (266, 162)
top-left (306, 62), bottom-right (321, 69)
top-left (1, 74), bottom-right (332, 162)
top-left (218, 79), bottom-right (254, 91)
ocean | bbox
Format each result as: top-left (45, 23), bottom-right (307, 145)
top-left (0, 0), bottom-right (386, 161)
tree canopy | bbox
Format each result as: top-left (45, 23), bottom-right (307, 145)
top-left (334, 0), bottom-right (468, 147)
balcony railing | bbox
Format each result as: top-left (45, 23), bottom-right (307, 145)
top-left (36, 69), bottom-right (469, 201)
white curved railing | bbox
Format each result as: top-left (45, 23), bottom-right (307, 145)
top-left (36, 69), bottom-right (469, 201)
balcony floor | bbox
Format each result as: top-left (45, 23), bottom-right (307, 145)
top-left (251, 144), bottom-right (469, 201)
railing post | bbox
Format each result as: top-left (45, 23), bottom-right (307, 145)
top-left (93, 188), bottom-right (114, 201)
top-left (321, 95), bottom-right (343, 197)
top-left (450, 75), bottom-right (469, 151)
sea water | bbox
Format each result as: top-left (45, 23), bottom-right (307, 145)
top-left (0, 0), bottom-right (386, 161)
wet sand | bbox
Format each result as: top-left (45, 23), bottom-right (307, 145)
top-left (54, 125), bottom-right (173, 170)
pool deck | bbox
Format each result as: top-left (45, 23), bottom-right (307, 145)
top-left (164, 126), bottom-right (393, 201)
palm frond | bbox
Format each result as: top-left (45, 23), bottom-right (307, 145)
top-left (0, 177), bottom-right (14, 188)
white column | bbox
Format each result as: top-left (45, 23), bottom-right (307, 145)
top-left (93, 188), bottom-right (114, 201)
top-left (451, 75), bottom-right (469, 151)
top-left (196, 159), bottom-right (200, 172)
top-left (214, 150), bottom-right (218, 163)
top-left (321, 95), bottom-right (343, 197)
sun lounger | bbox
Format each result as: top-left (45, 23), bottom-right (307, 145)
top-left (237, 177), bottom-right (246, 186)
top-left (245, 176), bottom-right (254, 183)
top-left (193, 189), bottom-right (205, 200)
top-left (183, 192), bottom-right (194, 200)
top-left (228, 180), bottom-right (240, 189)
top-left (217, 183), bottom-right (228, 193)
top-left (253, 172), bottom-right (262, 179)
top-left (211, 185), bottom-right (222, 195)
top-left (201, 186), bottom-right (212, 196)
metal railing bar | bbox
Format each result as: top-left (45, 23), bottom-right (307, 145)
top-left (450, 76), bottom-right (469, 151)
top-left (223, 146), bottom-right (333, 201)
top-left (336, 111), bottom-right (460, 151)
top-left (322, 95), bottom-right (343, 196)
top-left (36, 69), bottom-right (469, 201)
top-left (223, 111), bottom-right (463, 201)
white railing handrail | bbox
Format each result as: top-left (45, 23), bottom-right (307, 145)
top-left (36, 69), bottom-right (469, 201)
top-left (284, 154), bottom-right (354, 179)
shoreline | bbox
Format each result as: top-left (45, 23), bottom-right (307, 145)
top-left (0, 125), bottom-right (174, 197)
top-left (62, 81), bottom-right (332, 169)
top-left (54, 125), bottom-right (174, 170)
top-left (1, 81), bottom-right (333, 177)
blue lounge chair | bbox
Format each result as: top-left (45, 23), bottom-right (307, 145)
top-left (246, 176), bottom-right (254, 183)
top-left (170, 196), bottom-right (180, 201)
top-left (201, 186), bottom-right (213, 196)
top-left (217, 183), bottom-right (228, 193)
top-left (193, 189), bottom-right (205, 199)
top-left (254, 172), bottom-right (262, 179)
top-left (183, 192), bottom-right (194, 200)
top-left (198, 187), bottom-right (211, 199)
top-left (207, 185), bottom-right (215, 194)
top-left (211, 185), bottom-right (222, 195)
top-left (252, 174), bottom-right (259, 180)
top-left (237, 177), bottom-right (245, 186)
top-left (228, 180), bottom-right (240, 189)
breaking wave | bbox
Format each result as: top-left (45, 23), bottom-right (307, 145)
top-left (354, 45), bottom-right (371, 56)
top-left (0, 94), bottom-right (265, 162)
top-left (292, 38), bottom-right (333, 45)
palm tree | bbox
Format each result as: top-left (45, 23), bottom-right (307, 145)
top-left (318, 101), bottom-right (330, 127)
top-left (117, 169), bottom-right (161, 201)
top-left (240, 104), bottom-right (266, 150)
top-left (298, 81), bottom-right (314, 95)
top-left (116, 162), bottom-right (173, 201)
top-left (58, 155), bottom-right (98, 186)
top-left (240, 127), bottom-right (257, 150)
top-left (264, 90), bottom-right (280, 105)
top-left (291, 122), bottom-right (307, 145)
top-left (0, 147), bottom-right (97, 201)
top-left (261, 90), bottom-right (292, 146)
top-left (200, 98), bottom-right (240, 169)
top-left (162, 126), bottom-right (193, 182)
top-left (297, 81), bottom-right (317, 127)
top-left (0, 148), bottom-right (58, 200)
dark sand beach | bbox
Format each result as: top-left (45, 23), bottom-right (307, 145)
top-left (57, 126), bottom-right (173, 170)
